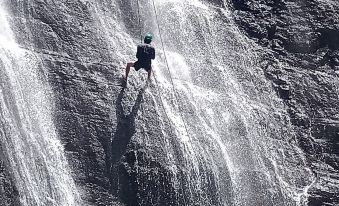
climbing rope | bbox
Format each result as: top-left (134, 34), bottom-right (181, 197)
top-left (136, 0), bottom-right (143, 43)
top-left (135, 0), bottom-right (197, 147)
top-left (136, 2), bottom-right (194, 203)
top-left (149, 3), bottom-right (194, 200)
top-left (150, 0), bottom-right (192, 137)
top-left (135, 0), bottom-right (191, 138)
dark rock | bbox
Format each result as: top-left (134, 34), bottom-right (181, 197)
top-left (3, 0), bottom-right (193, 205)
top-left (0, 146), bottom-right (20, 206)
top-left (1, 0), bottom-right (338, 205)
top-left (231, 0), bottom-right (339, 205)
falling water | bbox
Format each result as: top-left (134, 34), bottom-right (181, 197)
top-left (90, 0), bottom-right (317, 205)
top-left (148, 0), bottom-right (316, 205)
top-left (0, 0), bottom-right (318, 205)
top-left (88, 0), bottom-right (318, 204)
top-left (0, 4), bottom-right (82, 206)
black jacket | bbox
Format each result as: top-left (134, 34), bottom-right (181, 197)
top-left (136, 44), bottom-right (155, 65)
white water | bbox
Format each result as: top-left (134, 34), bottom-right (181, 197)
top-left (89, 0), bottom-right (317, 204)
top-left (0, 0), bottom-right (319, 205)
top-left (0, 4), bottom-right (82, 206)
top-left (9, 0), bottom-right (317, 204)
top-left (142, 0), bottom-right (315, 205)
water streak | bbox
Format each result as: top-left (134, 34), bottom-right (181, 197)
top-left (0, 4), bottom-right (82, 206)
top-left (90, 0), bottom-right (316, 205)
top-left (150, 0), bottom-right (316, 205)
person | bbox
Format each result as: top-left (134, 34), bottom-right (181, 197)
top-left (125, 33), bottom-right (155, 82)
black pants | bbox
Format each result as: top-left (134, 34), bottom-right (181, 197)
top-left (134, 60), bottom-right (151, 71)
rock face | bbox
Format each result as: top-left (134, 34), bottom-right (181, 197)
top-left (4, 1), bottom-right (120, 205)
top-left (3, 0), bottom-right (181, 205)
top-left (231, 0), bottom-right (339, 205)
top-left (0, 0), bottom-right (338, 206)
top-left (0, 149), bottom-right (19, 206)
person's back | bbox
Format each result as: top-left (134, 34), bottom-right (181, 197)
top-left (125, 33), bottom-right (156, 83)
top-left (136, 43), bottom-right (155, 69)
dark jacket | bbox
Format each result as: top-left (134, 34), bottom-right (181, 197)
top-left (136, 44), bottom-right (155, 66)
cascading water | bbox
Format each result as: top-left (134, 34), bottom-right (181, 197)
top-left (147, 0), bottom-right (316, 205)
top-left (0, 0), bottom-right (322, 205)
top-left (0, 4), bottom-right (82, 206)
top-left (91, 0), bottom-right (318, 205)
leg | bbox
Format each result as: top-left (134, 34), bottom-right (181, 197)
top-left (147, 67), bottom-right (152, 81)
top-left (125, 62), bottom-right (134, 80)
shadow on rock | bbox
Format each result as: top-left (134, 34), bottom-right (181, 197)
top-left (110, 85), bottom-right (146, 192)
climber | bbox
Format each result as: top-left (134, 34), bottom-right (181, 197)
top-left (125, 33), bottom-right (155, 83)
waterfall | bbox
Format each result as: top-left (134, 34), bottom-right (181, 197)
top-left (91, 0), bottom-right (317, 205)
top-left (0, 0), bottom-right (320, 205)
top-left (149, 0), bottom-right (316, 205)
top-left (0, 4), bottom-right (82, 206)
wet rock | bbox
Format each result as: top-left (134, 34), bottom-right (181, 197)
top-left (5, 1), bottom-right (120, 205)
top-left (3, 1), bottom-right (188, 205)
top-left (1, 0), bottom-right (338, 205)
top-left (232, 0), bottom-right (339, 205)
top-left (0, 149), bottom-right (20, 206)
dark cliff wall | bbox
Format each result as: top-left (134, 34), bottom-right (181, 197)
top-left (1, 0), bottom-right (338, 205)
top-left (3, 0), bottom-right (185, 205)
top-left (231, 0), bottom-right (339, 205)
top-left (0, 148), bottom-right (19, 206)
top-left (5, 1), bottom-right (119, 205)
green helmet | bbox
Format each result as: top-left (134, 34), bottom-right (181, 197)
top-left (144, 33), bottom-right (153, 43)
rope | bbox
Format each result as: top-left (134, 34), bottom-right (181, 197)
top-left (136, 0), bottom-right (192, 150)
top-left (136, 0), bottom-right (143, 43)
top-left (136, 1), bottom-right (194, 203)
top-left (149, 0), bottom-right (193, 147)
top-left (150, 0), bottom-right (175, 88)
